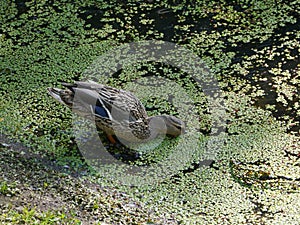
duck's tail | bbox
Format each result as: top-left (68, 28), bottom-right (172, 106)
top-left (47, 87), bottom-right (74, 107)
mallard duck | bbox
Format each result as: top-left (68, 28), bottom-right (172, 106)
top-left (47, 81), bottom-right (185, 144)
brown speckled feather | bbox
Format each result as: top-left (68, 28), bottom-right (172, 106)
top-left (71, 81), bottom-right (148, 122)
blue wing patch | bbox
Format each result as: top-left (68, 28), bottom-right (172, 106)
top-left (94, 105), bottom-right (109, 118)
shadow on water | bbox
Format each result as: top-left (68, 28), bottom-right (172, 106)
top-left (227, 22), bottom-right (300, 133)
top-left (15, 0), bottom-right (30, 16)
top-left (77, 2), bottom-right (214, 42)
top-left (78, 6), bottom-right (106, 29)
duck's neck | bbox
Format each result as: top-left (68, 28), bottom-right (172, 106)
top-left (148, 116), bottom-right (168, 135)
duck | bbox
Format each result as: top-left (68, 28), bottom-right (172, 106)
top-left (47, 81), bottom-right (185, 144)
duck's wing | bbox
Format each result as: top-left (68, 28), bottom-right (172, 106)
top-left (63, 81), bottom-right (148, 123)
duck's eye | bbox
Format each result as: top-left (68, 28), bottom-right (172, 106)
top-left (174, 122), bottom-right (184, 130)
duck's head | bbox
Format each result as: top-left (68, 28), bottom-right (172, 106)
top-left (148, 115), bottom-right (186, 137)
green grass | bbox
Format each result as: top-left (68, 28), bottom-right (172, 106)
top-left (1, 207), bottom-right (81, 225)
